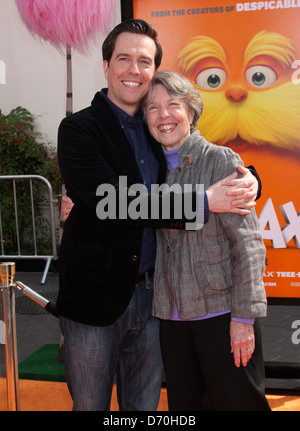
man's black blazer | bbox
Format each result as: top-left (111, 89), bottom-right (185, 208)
top-left (56, 92), bottom-right (186, 326)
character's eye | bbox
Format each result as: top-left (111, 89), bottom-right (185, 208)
top-left (245, 65), bottom-right (277, 88)
top-left (195, 68), bottom-right (227, 90)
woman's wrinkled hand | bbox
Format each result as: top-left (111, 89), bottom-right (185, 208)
top-left (230, 320), bottom-right (255, 367)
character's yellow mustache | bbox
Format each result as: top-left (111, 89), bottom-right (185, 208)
top-left (197, 80), bottom-right (300, 150)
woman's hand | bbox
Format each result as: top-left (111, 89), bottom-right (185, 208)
top-left (61, 195), bottom-right (73, 221)
top-left (230, 320), bottom-right (255, 367)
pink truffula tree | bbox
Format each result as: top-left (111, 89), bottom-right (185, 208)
top-left (15, 0), bottom-right (118, 116)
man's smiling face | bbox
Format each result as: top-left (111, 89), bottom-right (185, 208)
top-left (103, 32), bottom-right (157, 116)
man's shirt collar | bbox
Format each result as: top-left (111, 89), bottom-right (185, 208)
top-left (100, 89), bottom-right (143, 124)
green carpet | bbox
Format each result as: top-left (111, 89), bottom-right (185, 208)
top-left (18, 344), bottom-right (66, 382)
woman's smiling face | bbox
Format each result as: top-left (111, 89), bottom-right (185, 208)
top-left (146, 84), bottom-right (193, 151)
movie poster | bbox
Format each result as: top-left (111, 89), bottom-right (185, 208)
top-left (132, 0), bottom-right (300, 299)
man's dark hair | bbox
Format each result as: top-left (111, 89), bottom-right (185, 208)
top-left (102, 19), bottom-right (162, 70)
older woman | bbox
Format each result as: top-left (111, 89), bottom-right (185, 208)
top-left (142, 70), bottom-right (270, 411)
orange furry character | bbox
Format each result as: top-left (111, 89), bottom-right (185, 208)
top-left (178, 31), bottom-right (300, 152)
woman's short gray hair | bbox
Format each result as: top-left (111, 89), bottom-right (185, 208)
top-left (142, 70), bottom-right (204, 130)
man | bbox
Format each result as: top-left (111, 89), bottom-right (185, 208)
top-left (56, 19), bottom-right (261, 411)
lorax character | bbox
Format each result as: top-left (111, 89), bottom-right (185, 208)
top-left (178, 31), bottom-right (300, 153)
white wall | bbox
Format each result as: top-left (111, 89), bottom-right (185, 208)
top-left (0, 0), bottom-right (121, 147)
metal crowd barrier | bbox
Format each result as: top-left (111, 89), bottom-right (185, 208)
top-left (0, 175), bottom-right (58, 284)
top-left (0, 261), bottom-right (58, 411)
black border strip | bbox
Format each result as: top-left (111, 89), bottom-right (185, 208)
top-left (121, 0), bottom-right (134, 21)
